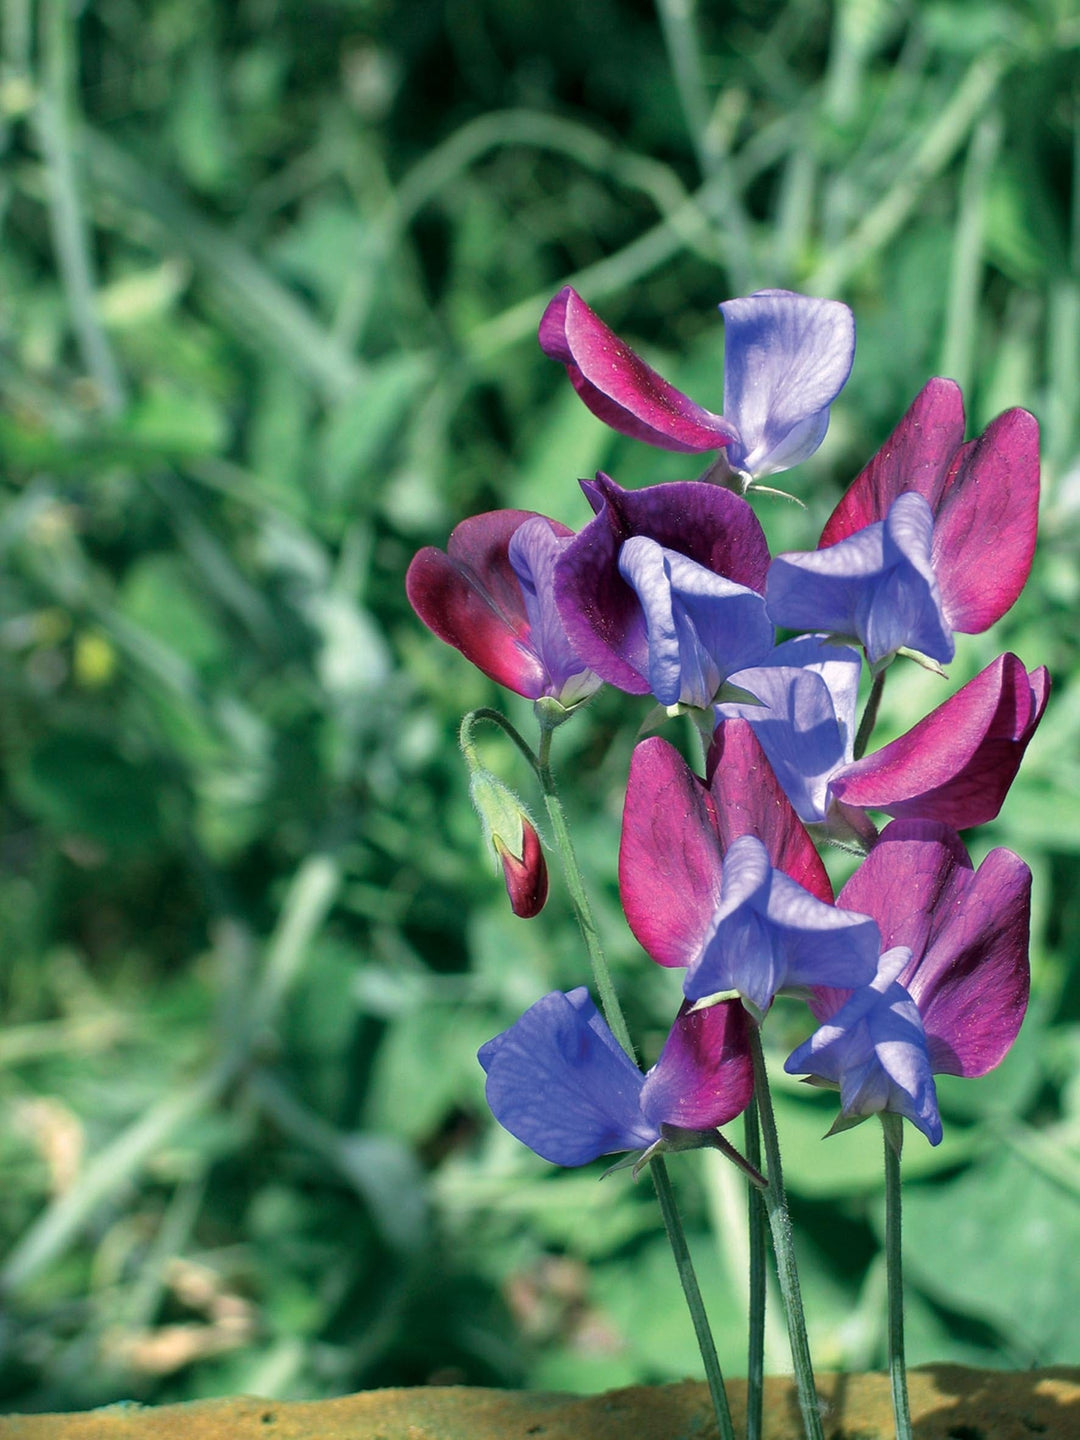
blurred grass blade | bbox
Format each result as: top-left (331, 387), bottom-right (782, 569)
top-left (34, 0), bottom-right (125, 413)
top-left (84, 130), bottom-right (364, 399)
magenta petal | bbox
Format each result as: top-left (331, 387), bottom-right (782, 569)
top-left (554, 475), bottom-right (771, 693)
top-left (909, 845), bottom-right (1031, 1078)
top-left (619, 737), bottom-right (723, 968)
top-left (406, 510), bottom-right (565, 698)
top-left (706, 719), bottom-right (833, 903)
top-left (820, 379), bottom-right (967, 546)
top-left (639, 999), bottom-right (753, 1131)
top-left (829, 654), bottom-right (1050, 829)
top-left (832, 821), bottom-right (1031, 1078)
top-left (931, 407), bottom-right (1040, 633)
top-left (538, 287), bottom-right (735, 453)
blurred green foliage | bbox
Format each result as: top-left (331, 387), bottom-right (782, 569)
top-left (1, 0), bottom-right (1079, 1413)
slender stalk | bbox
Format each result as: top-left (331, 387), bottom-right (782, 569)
top-left (535, 717), bottom-right (735, 1439)
top-left (748, 1026), bottom-right (824, 1440)
top-left (36, 0), bottom-right (126, 414)
top-left (459, 707), bottom-right (541, 778)
top-left (535, 718), bottom-right (634, 1057)
top-left (883, 1116), bottom-right (913, 1440)
top-left (853, 669), bottom-right (886, 761)
top-left (744, 1098), bottom-right (766, 1440)
top-left (653, 1158), bottom-right (737, 1440)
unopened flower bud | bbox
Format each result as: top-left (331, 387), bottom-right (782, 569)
top-left (493, 819), bottom-right (548, 918)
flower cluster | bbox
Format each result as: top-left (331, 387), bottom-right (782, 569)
top-left (407, 285), bottom-right (1044, 1162)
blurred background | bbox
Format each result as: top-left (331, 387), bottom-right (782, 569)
top-left (1, 0), bottom-right (1079, 1413)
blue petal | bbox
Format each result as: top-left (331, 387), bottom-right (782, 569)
top-left (478, 988), bottom-right (657, 1166)
top-left (719, 291), bottom-right (855, 479)
top-left (785, 948), bottom-right (943, 1145)
top-left (766, 493), bottom-right (954, 666)
top-left (718, 635), bottom-right (861, 824)
top-left (509, 518), bottom-right (601, 705)
top-left (618, 537), bottom-right (773, 708)
top-left (685, 834), bottom-right (880, 1011)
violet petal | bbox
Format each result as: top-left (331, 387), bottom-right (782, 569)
top-left (639, 999), bottom-right (754, 1132)
top-left (478, 988), bottom-right (657, 1166)
top-left (720, 290), bottom-right (856, 478)
top-left (554, 475), bottom-right (771, 694)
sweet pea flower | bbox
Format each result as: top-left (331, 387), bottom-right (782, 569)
top-left (619, 721), bottom-right (879, 1017)
top-left (553, 474), bottom-right (773, 705)
top-left (719, 645), bottom-right (1049, 832)
top-left (406, 510), bottom-right (600, 705)
top-left (766, 379), bottom-right (1040, 665)
top-left (539, 287), bottom-right (855, 484)
top-left (478, 987), bottom-right (753, 1167)
top-left (786, 820), bottom-right (1032, 1144)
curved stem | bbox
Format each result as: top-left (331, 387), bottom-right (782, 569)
top-left (459, 707), bottom-right (541, 777)
top-left (883, 1115), bottom-right (913, 1440)
top-left (748, 1025), bottom-right (824, 1440)
top-left (853, 668), bottom-right (886, 761)
top-left (653, 1157), bottom-right (737, 1440)
top-left (745, 1098), bottom-right (766, 1440)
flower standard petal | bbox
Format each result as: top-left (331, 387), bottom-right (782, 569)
top-left (829, 654), bottom-right (1050, 828)
top-left (719, 290), bottom-right (856, 478)
top-left (820, 378), bottom-right (966, 545)
top-left (705, 717), bottom-right (834, 903)
top-left (931, 407), bottom-right (1040, 634)
top-left (639, 999), bottom-right (753, 1132)
top-left (554, 474), bottom-right (771, 694)
top-left (538, 287), bottom-right (735, 453)
top-left (478, 988), bottom-right (658, 1166)
top-left (619, 736), bottom-right (725, 969)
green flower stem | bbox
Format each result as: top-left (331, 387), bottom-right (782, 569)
top-left (459, 707), bottom-right (542, 778)
top-left (883, 1115), bottom-right (913, 1440)
top-left (745, 1097), bottom-right (766, 1440)
top-left (535, 714), bottom-right (735, 1440)
top-left (853, 668), bottom-right (886, 761)
top-left (652, 1156), bottom-right (737, 1440)
top-left (535, 717), bottom-right (633, 1057)
top-left (748, 1025), bottom-right (824, 1440)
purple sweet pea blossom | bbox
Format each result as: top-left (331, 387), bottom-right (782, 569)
top-left (619, 723), bottom-right (878, 1016)
top-left (617, 536), bottom-right (774, 708)
top-left (478, 987), bottom-right (752, 1167)
top-left (719, 646), bottom-right (1049, 832)
top-left (820, 379), bottom-right (1039, 634)
top-left (767, 380), bottom-right (1040, 662)
top-left (406, 510), bottom-right (600, 705)
top-left (785, 819), bottom-right (1032, 1143)
top-left (553, 474), bottom-right (772, 703)
top-left (785, 945), bottom-right (942, 1145)
top-left (716, 635), bottom-right (862, 826)
top-left (539, 287), bottom-right (855, 483)
top-left (766, 492), bottom-right (954, 667)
